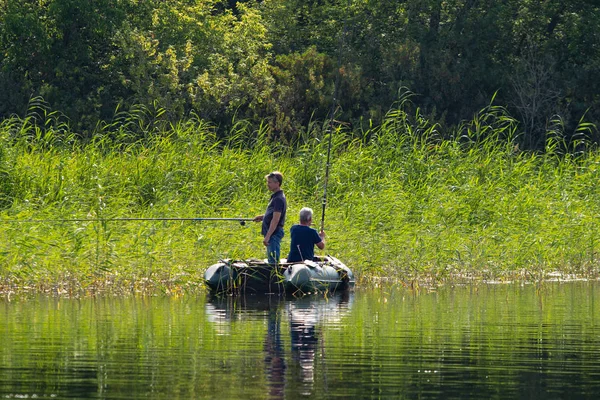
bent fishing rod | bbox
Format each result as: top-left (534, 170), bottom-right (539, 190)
top-left (1, 217), bottom-right (254, 226)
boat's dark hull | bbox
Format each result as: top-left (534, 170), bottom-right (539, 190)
top-left (204, 255), bottom-right (354, 295)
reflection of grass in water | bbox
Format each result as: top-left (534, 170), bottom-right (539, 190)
top-left (0, 99), bottom-right (599, 294)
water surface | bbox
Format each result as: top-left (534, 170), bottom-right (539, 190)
top-left (1, 282), bottom-right (600, 399)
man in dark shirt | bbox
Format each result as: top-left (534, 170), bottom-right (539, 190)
top-left (253, 171), bottom-right (287, 264)
top-left (286, 207), bottom-right (325, 263)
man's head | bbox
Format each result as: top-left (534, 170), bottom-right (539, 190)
top-left (265, 171), bottom-right (283, 192)
top-left (299, 207), bottom-right (313, 224)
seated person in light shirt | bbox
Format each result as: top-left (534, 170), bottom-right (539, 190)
top-left (286, 207), bottom-right (325, 263)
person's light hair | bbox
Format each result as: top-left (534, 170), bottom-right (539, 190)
top-left (299, 207), bottom-right (313, 224)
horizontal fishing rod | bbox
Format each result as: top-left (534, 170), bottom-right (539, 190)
top-left (1, 217), bottom-right (254, 225)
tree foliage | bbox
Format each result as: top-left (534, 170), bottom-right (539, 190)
top-left (0, 0), bottom-right (598, 147)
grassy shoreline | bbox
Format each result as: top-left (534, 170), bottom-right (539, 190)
top-left (1, 105), bottom-right (600, 296)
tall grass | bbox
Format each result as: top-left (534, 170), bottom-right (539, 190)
top-left (0, 99), bottom-right (599, 294)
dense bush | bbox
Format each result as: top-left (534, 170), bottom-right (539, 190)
top-left (0, 0), bottom-right (599, 148)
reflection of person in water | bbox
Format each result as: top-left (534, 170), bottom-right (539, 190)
top-left (289, 304), bottom-right (319, 396)
top-left (205, 292), bottom-right (353, 399)
top-left (264, 304), bottom-right (286, 399)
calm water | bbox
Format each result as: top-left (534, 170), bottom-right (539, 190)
top-left (1, 282), bottom-right (600, 399)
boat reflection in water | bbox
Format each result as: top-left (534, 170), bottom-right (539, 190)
top-left (205, 292), bottom-right (353, 398)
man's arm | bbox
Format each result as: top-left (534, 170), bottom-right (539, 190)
top-left (316, 230), bottom-right (325, 250)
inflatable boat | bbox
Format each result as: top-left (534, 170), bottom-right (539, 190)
top-left (204, 255), bottom-right (354, 295)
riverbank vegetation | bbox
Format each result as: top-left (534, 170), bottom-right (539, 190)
top-left (1, 0), bottom-right (599, 149)
top-left (0, 96), bottom-right (598, 295)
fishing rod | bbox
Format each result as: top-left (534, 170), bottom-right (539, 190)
top-left (320, 104), bottom-right (335, 233)
top-left (1, 217), bottom-right (254, 226)
top-left (321, 4), bottom-right (349, 233)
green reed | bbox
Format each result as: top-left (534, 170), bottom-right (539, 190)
top-left (0, 100), bottom-right (599, 294)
